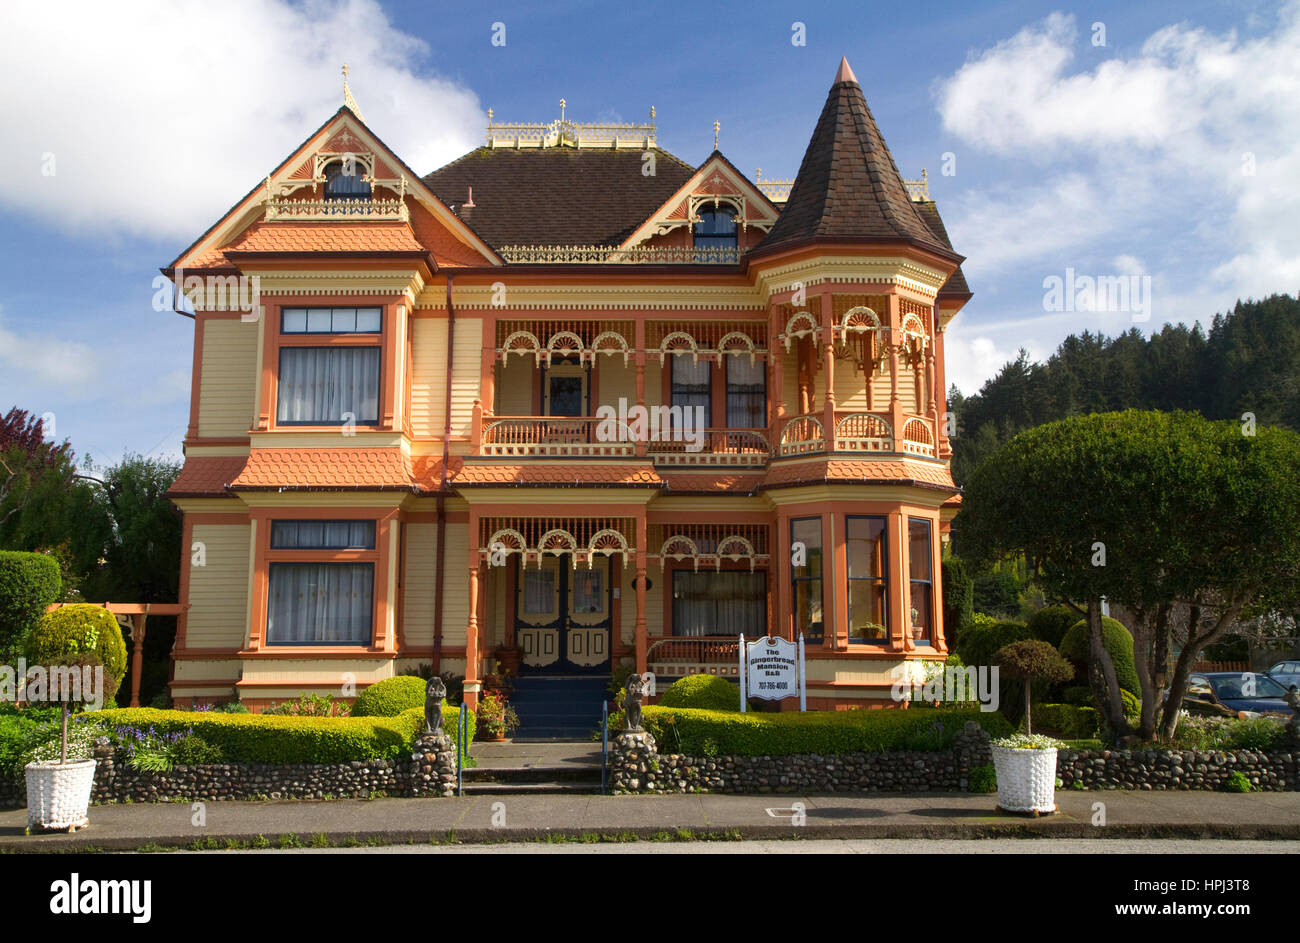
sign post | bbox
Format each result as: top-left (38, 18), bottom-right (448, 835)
top-left (738, 634), bottom-right (747, 713)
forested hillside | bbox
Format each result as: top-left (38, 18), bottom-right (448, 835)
top-left (948, 294), bottom-right (1300, 484)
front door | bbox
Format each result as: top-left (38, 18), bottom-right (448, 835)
top-left (515, 554), bottom-right (611, 675)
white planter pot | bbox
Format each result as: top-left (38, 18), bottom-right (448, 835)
top-left (991, 746), bottom-right (1058, 814)
top-left (25, 759), bottom-right (96, 832)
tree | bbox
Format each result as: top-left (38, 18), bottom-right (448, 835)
top-left (992, 640), bottom-right (1073, 735)
top-left (961, 410), bottom-right (1300, 742)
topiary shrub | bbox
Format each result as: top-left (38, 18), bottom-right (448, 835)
top-left (352, 675), bottom-right (428, 717)
top-left (955, 618), bottom-right (1030, 668)
top-left (1059, 617), bottom-right (1140, 695)
top-left (1027, 605), bottom-right (1081, 649)
top-left (0, 551), bottom-right (61, 657)
top-left (25, 604), bottom-right (127, 703)
top-left (1032, 703), bottom-right (1100, 739)
top-left (992, 640), bottom-right (1074, 735)
top-left (660, 674), bottom-right (741, 712)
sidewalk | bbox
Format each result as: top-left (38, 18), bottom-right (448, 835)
top-left (5, 790), bottom-right (1300, 851)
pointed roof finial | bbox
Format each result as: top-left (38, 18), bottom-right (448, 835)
top-left (560, 98), bottom-right (566, 122)
top-left (342, 63), bottom-right (365, 122)
top-left (713, 120), bottom-right (720, 151)
top-left (834, 56), bottom-right (858, 85)
top-left (650, 105), bottom-right (656, 121)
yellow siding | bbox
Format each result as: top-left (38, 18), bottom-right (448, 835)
top-left (834, 361), bottom-right (870, 410)
top-left (402, 522), bottom-right (436, 647)
top-left (782, 354), bottom-right (800, 415)
top-left (598, 360), bottom-right (635, 411)
top-left (450, 317), bottom-right (482, 437)
top-left (498, 356), bottom-right (535, 415)
top-left (409, 318), bottom-right (447, 438)
top-left (197, 319), bottom-right (259, 438)
top-left (644, 361), bottom-right (663, 408)
top-left (441, 523), bottom-right (469, 645)
top-left (187, 522), bottom-right (251, 648)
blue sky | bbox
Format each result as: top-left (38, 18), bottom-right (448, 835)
top-left (2, 0), bottom-right (1296, 465)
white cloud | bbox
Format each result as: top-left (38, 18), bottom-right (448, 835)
top-left (0, 310), bottom-right (104, 393)
top-left (934, 5), bottom-right (1300, 303)
top-left (942, 326), bottom-right (1045, 398)
top-left (0, 0), bottom-right (485, 241)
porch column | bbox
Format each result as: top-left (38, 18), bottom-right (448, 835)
top-left (886, 293), bottom-right (905, 437)
top-left (634, 510), bottom-right (648, 672)
top-left (129, 610), bottom-right (148, 708)
top-left (481, 343), bottom-right (497, 416)
top-left (821, 293), bottom-right (836, 447)
top-left (465, 563), bottom-right (482, 708)
top-left (634, 321), bottom-right (647, 457)
top-left (769, 344), bottom-right (784, 444)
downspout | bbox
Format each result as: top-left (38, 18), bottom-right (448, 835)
top-left (432, 272), bottom-right (455, 672)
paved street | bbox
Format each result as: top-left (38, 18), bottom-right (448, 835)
top-left (5, 790), bottom-right (1300, 852)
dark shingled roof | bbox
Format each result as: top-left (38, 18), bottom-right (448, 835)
top-left (914, 201), bottom-right (971, 296)
top-left (754, 63), bottom-right (956, 260)
top-left (422, 146), bottom-right (697, 248)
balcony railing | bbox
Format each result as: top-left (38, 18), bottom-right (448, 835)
top-left (476, 413), bottom-right (938, 461)
top-left (646, 636), bottom-right (741, 678)
top-left (264, 197), bottom-right (410, 222)
top-left (497, 244), bottom-right (742, 264)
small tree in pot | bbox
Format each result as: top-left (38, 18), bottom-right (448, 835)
top-left (992, 639), bottom-right (1073, 735)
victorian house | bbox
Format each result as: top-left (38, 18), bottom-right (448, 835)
top-left (164, 59), bottom-right (969, 733)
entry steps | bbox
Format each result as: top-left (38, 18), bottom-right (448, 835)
top-left (506, 676), bottom-right (611, 740)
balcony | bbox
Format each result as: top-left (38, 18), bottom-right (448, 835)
top-left (264, 197), bottom-right (410, 222)
top-left (497, 244), bottom-right (741, 264)
top-left (646, 636), bottom-right (741, 679)
top-left (475, 411), bottom-right (938, 463)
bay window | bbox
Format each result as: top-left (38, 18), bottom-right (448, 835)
top-left (266, 519), bottom-right (377, 646)
top-left (276, 307), bottom-right (382, 426)
top-left (846, 516), bottom-right (888, 643)
top-left (908, 517), bottom-right (933, 644)
top-left (790, 517), bottom-right (824, 643)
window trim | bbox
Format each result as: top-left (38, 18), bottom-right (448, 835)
top-left (269, 304), bottom-right (386, 431)
top-left (790, 516), bottom-right (824, 644)
top-left (692, 202), bottom-right (739, 250)
top-left (845, 514), bottom-right (889, 646)
top-left (907, 516), bottom-right (934, 646)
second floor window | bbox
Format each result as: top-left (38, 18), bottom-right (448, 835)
top-left (671, 356), bottom-right (711, 429)
top-left (323, 160), bottom-right (371, 200)
top-left (277, 307), bottom-right (381, 426)
top-left (725, 356), bottom-right (766, 428)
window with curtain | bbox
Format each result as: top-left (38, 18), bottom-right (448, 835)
top-left (276, 346), bottom-right (380, 425)
top-left (672, 570), bottom-right (766, 637)
top-left (846, 516), bottom-right (888, 643)
top-left (791, 517), bottom-right (823, 642)
top-left (270, 520), bottom-right (376, 550)
top-left (522, 566), bottom-right (556, 616)
top-left (908, 517), bottom-right (933, 644)
top-left (323, 160), bottom-right (371, 200)
top-left (670, 356), bottom-right (711, 431)
top-left (725, 356), bottom-right (766, 428)
top-left (693, 203), bottom-right (738, 249)
top-left (267, 562), bottom-right (373, 645)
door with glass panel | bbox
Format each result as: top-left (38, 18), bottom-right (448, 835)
top-left (515, 554), bottom-right (611, 674)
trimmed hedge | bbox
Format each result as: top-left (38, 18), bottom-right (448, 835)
top-left (353, 676), bottom-right (427, 717)
top-left (640, 705), bottom-right (1012, 757)
top-left (1027, 605), bottom-right (1080, 649)
top-left (660, 674), bottom-right (741, 712)
top-left (1033, 703), bottom-right (1100, 739)
top-left (0, 551), bottom-right (61, 653)
top-left (941, 555), bottom-right (975, 645)
top-left (955, 619), bottom-right (1030, 669)
top-left (1060, 617), bottom-right (1140, 695)
top-left (88, 706), bottom-right (474, 764)
top-left (26, 604), bottom-right (127, 701)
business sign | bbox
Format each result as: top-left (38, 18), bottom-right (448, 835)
top-left (739, 635), bottom-right (807, 711)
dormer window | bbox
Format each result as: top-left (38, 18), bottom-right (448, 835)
top-left (323, 160), bottom-right (371, 200)
top-left (693, 203), bottom-right (738, 249)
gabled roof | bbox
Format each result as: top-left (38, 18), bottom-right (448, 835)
top-left (166, 106), bottom-right (500, 274)
top-left (422, 146), bottom-right (697, 248)
top-left (754, 58), bottom-right (957, 261)
top-left (619, 151), bottom-right (780, 249)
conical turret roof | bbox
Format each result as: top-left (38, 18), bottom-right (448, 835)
top-left (755, 58), bottom-right (955, 259)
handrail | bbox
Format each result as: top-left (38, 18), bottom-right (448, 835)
top-left (646, 635), bottom-right (741, 663)
top-left (456, 701), bottom-right (467, 796)
top-left (601, 700), bottom-right (609, 795)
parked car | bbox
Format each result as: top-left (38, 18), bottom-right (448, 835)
top-left (1266, 661), bottom-right (1300, 692)
top-left (1181, 672), bottom-right (1293, 714)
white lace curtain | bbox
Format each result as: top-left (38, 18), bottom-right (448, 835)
top-left (267, 563), bottom-right (373, 644)
top-left (277, 347), bottom-right (380, 424)
top-left (671, 570), bottom-right (766, 637)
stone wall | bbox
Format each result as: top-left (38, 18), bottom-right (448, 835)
top-left (609, 722), bottom-right (1300, 794)
top-left (1, 734), bottom-right (459, 808)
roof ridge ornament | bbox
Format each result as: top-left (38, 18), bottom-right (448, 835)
top-left (342, 63), bottom-right (366, 122)
top-left (486, 101), bottom-right (657, 149)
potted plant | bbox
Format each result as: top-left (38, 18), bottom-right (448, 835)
top-left (495, 643), bottom-right (523, 678)
top-left (25, 653), bottom-right (103, 833)
top-left (475, 691), bottom-right (520, 741)
top-left (988, 640), bottom-right (1074, 814)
